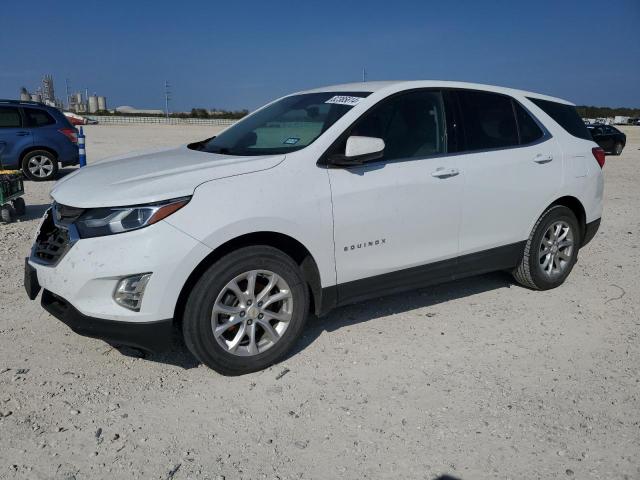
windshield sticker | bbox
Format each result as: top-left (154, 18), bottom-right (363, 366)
top-left (325, 95), bottom-right (364, 106)
top-left (283, 137), bottom-right (300, 145)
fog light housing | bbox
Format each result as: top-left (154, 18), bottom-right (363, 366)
top-left (113, 273), bottom-right (151, 311)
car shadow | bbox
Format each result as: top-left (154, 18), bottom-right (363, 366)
top-left (57, 167), bottom-right (77, 179)
top-left (19, 167), bottom-right (78, 183)
top-left (135, 271), bottom-right (514, 370)
top-left (19, 203), bottom-right (50, 221)
top-left (286, 271), bottom-right (514, 360)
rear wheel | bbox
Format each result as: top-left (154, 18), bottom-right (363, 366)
top-left (182, 246), bottom-right (309, 375)
top-left (614, 142), bottom-right (623, 156)
top-left (22, 150), bottom-right (58, 181)
top-left (1, 204), bottom-right (16, 223)
top-left (513, 205), bottom-right (580, 290)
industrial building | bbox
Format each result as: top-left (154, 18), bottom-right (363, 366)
top-left (19, 75), bottom-right (63, 108)
top-left (114, 105), bottom-right (164, 115)
top-left (19, 75), bottom-right (107, 114)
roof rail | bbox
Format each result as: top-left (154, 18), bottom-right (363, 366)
top-left (0, 99), bottom-right (45, 105)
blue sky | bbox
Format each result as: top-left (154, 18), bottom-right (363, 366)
top-left (1, 0), bottom-right (639, 111)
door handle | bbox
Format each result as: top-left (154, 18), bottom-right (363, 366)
top-left (431, 167), bottom-right (459, 178)
top-left (16, 131), bottom-right (30, 136)
top-left (533, 154), bottom-right (553, 164)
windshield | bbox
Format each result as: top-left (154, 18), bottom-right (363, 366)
top-left (194, 92), bottom-right (371, 156)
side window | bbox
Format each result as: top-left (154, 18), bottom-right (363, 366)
top-left (25, 109), bottom-right (55, 127)
top-left (349, 90), bottom-right (447, 161)
top-left (0, 107), bottom-right (22, 128)
top-left (457, 90), bottom-right (518, 150)
top-left (514, 102), bottom-right (544, 144)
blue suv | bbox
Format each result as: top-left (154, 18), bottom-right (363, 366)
top-left (0, 100), bottom-right (79, 181)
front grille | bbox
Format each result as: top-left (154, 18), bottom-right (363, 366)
top-left (32, 206), bottom-right (76, 265)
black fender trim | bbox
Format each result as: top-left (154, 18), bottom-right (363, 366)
top-left (582, 218), bottom-right (601, 247)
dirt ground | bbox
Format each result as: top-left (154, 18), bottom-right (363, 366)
top-left (0, 124), bottom-right (638, 480)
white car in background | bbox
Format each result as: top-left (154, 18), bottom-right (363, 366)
top-left (25, 81), bottom-right (605, 375)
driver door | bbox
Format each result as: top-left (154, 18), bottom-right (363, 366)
top-left (326, 90), bottom-right (462, 305)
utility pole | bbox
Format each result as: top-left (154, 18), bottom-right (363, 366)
top-left (65, 79), bottom-right (70, 110)
top-left (362, 67), bottom-right (367, 82)
top-left (164, 80), bottom-right (171, 118)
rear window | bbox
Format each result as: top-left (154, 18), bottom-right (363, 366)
top-left (25, 108), bottom-right (56, 127)
top-left (528, 98), bottom-right (591, 140)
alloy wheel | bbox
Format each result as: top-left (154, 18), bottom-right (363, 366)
top-left (27, 155), bottom-right (54, 178)
top-left (211, 270), bottom-right (293, 356)
top-left (539, 221), bottom-right (574, 278)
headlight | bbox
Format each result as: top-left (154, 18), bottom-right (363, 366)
top-left (75, 196), bottom-right (190, 238)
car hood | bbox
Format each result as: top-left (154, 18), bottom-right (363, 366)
top-left (51, 145), bottom-right (286, 208)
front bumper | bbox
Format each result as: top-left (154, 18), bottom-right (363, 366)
top-left (27, 218), bottom-right (211, 323)
top-left (41, 289), bottom-right (173, 352)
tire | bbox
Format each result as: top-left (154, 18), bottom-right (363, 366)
top-left (614, 142), bottom-right (623, 156)
top-left (513, 205), bottom-right (580, 290)
top-left (12, 197), bottom-right (26, 216)
top-left (21, 150), bottom-right (58, 181)
top-left (1, 204), bottom-right (16, 223)
top-left (182, 246), bottom-right (309, 376)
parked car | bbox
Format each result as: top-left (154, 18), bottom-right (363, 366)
top-left (587, 124), bottom-right (626, 155)
top-left (0, 100), bottom-right (79, 181)
top-left (63, 111), bottom-right (97, 126)
top-left (24, 81), bottom-right (604, 375)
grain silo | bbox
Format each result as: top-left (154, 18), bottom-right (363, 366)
top-left (88, 95), bottom-right (99, 113)
top-left (97, 96), bottom-right (107, 111)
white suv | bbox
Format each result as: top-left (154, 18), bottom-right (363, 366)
top-left (25, 81), bottom-right (605, 375)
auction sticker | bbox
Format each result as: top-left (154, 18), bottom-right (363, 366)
top-left (325, 95), bottom-right (363, 106)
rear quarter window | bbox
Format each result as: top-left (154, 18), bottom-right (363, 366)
top-left (25, 109), bottom-right (56, 127)
top-left (528, 98), bottom-right (591, 140)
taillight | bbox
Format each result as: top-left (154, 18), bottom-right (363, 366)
top-left (592, 147), bottom-right (605, 169)
top-left (59, 128), bottom-right (78, 144)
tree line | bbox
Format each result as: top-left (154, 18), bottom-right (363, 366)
top-left (576, 106), bottom-right (640, 118)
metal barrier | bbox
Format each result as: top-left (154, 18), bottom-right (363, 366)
top-left (84, 116), bottom-right (238, 126)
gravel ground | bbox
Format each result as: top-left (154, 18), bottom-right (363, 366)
top-left (0, 125), bottom-right (638, 480)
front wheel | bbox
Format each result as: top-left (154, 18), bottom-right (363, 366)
top-left (182, 246), bottom-right (309, 375)
top-left (513, 205), bottom-right (580, 290)
top-left (12, 197), bottom-right (26, 216)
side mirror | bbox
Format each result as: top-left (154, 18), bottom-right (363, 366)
top-left (329, 136), bottom-right (385, 166)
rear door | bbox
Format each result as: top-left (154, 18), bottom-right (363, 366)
top-left (452, 90), bottom-right (563, 257)
top-left (327, 89), bottom-right (462, 304)
top-left (0, 106), bottom-right (32, 169)
top-left (23, 107), bottom-right (57, 144)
